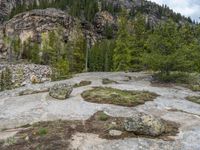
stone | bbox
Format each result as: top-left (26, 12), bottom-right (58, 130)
top-left (109, 130), bottom-right (122, 137)
top-left (30, 75), bottom-right (39, 84)
top-left (25, 136), bottom-right (29, 141)
top-left (124, 112), bottom-right (166, 136)
top-left (49, 83), bottom-right (73, 100)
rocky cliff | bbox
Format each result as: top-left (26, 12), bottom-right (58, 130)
top-left (0, 0), bottom-right (55, 24)
top-left (4, 8), bottom-right (97, 42)
top-left (0, 8), bottom-right (101, 59)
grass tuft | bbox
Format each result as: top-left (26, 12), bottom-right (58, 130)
top-left (38, 128), bottom-right (48, 136)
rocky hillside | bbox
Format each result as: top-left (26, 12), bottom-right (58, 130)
top-left (0, 0), bottom-right (192, 25)
top-left (0, 0), bottom-right (199, 89)
top-left (0, 0), bottom-right (193, 59)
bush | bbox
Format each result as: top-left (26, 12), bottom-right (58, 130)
top-left (153, 72), bottom-right (199, 84)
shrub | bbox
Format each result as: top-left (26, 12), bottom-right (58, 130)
top-left (98, 112), bottom-right (109, 121)
top-left (0, 67), bottom-right (13, 91)
top-left (153, 72), bottom-right (199, 84)
top-left (38, 128), bottom-right (48, 136)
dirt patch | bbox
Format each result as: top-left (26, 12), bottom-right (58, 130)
top-left (186, 96), bottom-right (200, 105)
top-left (74, 81), bottom-right (92, 88)
top-left (0, 111), bottom-right (179, 150)
top-left (81, 87), bottom-right (158, 107)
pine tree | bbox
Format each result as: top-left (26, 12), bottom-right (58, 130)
top-left (30, 42), bottom-right (40, 64)
top-left (130, 13), bottom-right (148, 71)
top-left (12, 36), bottom-right (21, 60)
top-left (113, 11), bottom-right (132, 71)
top-left (4, 67), bottom-right (12, 90)
top-left (143, 20), bottom-right (196, 77)
top-left (71, 33), bottom-right (86, 73)
top-left (0, 71), bottom-right (5, 91)
top-left (0, 67), bottom-right (12, 91)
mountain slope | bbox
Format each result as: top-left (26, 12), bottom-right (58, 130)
top-left (0, 0), bottom-right (192, 25)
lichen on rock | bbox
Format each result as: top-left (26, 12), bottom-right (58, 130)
top-left (49, 83), bottom-right (73, 100)
top-left (124, 112), bottom-right (175, 137)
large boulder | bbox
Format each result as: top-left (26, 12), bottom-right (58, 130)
top-left (124, 113), bottom-right (166, 136)
top-left (49, 83), bottom-right (73, 100)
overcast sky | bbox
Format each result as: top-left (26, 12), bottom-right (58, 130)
top-left (149, 0), bottom-right (200, 22)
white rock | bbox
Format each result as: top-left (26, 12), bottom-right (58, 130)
top-left (109, 130), bottom-right (122, 137)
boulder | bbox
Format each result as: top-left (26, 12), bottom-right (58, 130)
top-left (124, 113), bottom-right (166, 136)
top-left (49, 83), bottom-right (73, 100)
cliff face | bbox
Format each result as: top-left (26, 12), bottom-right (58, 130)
top-left (0, 8), bottom-right (100, 59)
top-left (0, 0), bottom-right (55, 24)
top-left (5, 8), bottom-right (80, 40)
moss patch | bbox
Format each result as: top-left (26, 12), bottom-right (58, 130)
top-left (188, 85), bottom-right (200, 92)
top-left (102, 78), bottom-right (118, 84)
top-left (97, 112), bottom-right (110, 121)
top-left (186, 96), bottom-right (200, 104)
top-left (0, 111), bottom-right (179, 150)
top-left (74, 81), bottom-right (92, 88)
top-left (81, 87), bottom-right (158, 107)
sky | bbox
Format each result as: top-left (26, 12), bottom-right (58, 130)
top-left (149, 0), bottom-right (200, 22)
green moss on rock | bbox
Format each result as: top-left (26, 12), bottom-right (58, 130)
top-left (81, 87), bottom-right (158, 107)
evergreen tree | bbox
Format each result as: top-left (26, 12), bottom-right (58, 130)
top-left (70, 33), bottom-right (86, 73)
top-left (0, 67), bottom-right (12, 91)
top-left (0, 71), bottom-right (5, 91)
top-left (89, 39), bottom-right (115, 72)
top-left (12, 36), bottom-right (21, 60)
top-left (130, 13), bottom-right (148, 71)
top-left (4, 67), bottom-right (12, 90)
top-left (143, 20), bottom-right (199, 77)
top-left (113, 12), bottom-right (132, 71)
top-left (30, 42), bottom-right (40, 64)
